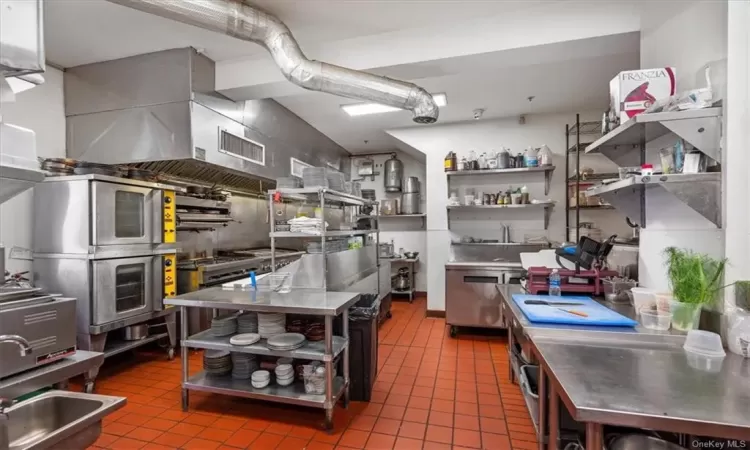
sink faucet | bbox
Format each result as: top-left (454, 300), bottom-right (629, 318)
top-left (501, 224), bottom-right (511, 243)
top-left (0, 335), bottom-right (32, 356)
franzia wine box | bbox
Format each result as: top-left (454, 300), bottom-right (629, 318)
top-left (610, 68), bottom-right (676, 122)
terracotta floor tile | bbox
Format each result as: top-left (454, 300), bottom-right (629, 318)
top-left (153, 432), bottom-right (192, 448)
top-left (183, 412), bottom-right (219, 426)
top-left (504, 416), bottom-right (533, 426)
top-left (198, 427), bottom-right (234, 442)
top-left (169, 422), bottom-right (206, 437)
top-left (390, 384), bottom-right (412, 396)
top-left (92, 433), bottom-right (119, 447)
top-left (422, 441), bottom-right (451, 450)
top-left (372, 417), bottom-right (401, 436)
top-left (407, 396), bottom-right (431, 410)
top-left (243, 418), bottom-right (272, 431)
top-left (365, 432), bottom-right (396, 449)
top-left (128, 427), bottom-right (164, 442)
top-left (479, 405), bottom-right (505, 419)
top-left (307, 442), bottom-right (336, 450)
top-left (506, 422), bottom-right (536, 434)
top-left (424, 425), bottom-right (452, 444)
top-left (224, 429), bottom-right (261, 448)
top-left (338, 429), bottom-right (370, 448)
top-left (453, 429), bottom-right (481, 449)
top-left (403, 407), bottom-right (429, 424)
top-left (453, 414), bottom-right (480, 431)
top-left (266, 422), bottom-right (295, 435)
top-left (158, 409), bottom-right (191, 422)
top-left (430, 399), bottom-right (454, 413)
top-left (482, 432), bottom-right (511, 450)
top-left (248, 432), bottom-right (284, 449)
top-left (512, 439), bottom-right (539, 449)
top-left (143, 417), bottom-right (178, 431)
top-left (350, 415), bottom-right (378, 432)
top-left (379, 405), bottom-right (405, 420)
top-left (454, 402), bottom-right (478, 417)
top-left (362, 402), bottom-right (383, 417)
top-left (313, 430), bottom-right (344, 445)
top-left (104, 422), bottom-right (137, 437)
top-left (385, 393), bottom-right (409, 407)
top-left (118, 413), bottom-right (151, 427)
top-left (398, 421), bottom-right (426, 440)
top-left (371, 391), bottom-right (388, 403)
top-left (277, 435), bottom-right (311, 449)
top-left (427, 411), bottom-right (452, 427)
top-left (509, 430), bottom-right (538, 442)
top-left (141, 443), bottom-right (175, 450)
top-left (111, 437), bottom-right (147, 449)
top-left (410, 386), bottom-right (433, 399)
top-left (289, 425), bottom-right (317, 439)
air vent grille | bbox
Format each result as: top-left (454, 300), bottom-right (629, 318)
top-left (290, 157), bottom-right (313, 178)
top-left (219, 128), bottom-right (265, 166)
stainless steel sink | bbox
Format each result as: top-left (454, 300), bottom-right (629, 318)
top-left (3, 390), bottom-right (125, 450)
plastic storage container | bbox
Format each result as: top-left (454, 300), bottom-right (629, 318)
top-left (630, 287), bottom-right (657, 313)
top-left (684, 330), bottom-right (726, 372)
top-left (639, 310), bottom-right (671, 330)
top-left (727, 309), bottom-right (750, 358)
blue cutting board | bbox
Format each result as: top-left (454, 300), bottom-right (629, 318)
top-left (512, 294), bottom-right (638, 327)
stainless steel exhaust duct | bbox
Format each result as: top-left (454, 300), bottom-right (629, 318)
top-left (106, 0), bottom-right (439, 124)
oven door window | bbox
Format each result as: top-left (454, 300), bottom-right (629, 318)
top-left (115, 191), bottom-right (145, 238)
top-left (116, 263), bottom-right (146, 313)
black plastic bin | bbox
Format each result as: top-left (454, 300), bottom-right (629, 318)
top-left (345, 294), bottom-right (379, 402)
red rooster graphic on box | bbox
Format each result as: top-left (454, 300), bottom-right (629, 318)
top-left (623, 82), bottom-right (657, 118)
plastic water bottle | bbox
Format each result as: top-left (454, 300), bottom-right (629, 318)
top-left (549, 269), bottom-right (561, 296)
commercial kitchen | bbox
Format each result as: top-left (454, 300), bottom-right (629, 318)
top-left (0, 1), bottom-right (748, 449)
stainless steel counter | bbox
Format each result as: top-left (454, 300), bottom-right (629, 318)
top-left (445, 261), bottom-right (523, 269)
top-left (0, 351), bottom-right (103, 399)
top-left (534, 340), bottom-right (750, 441)
top-left (496, 285), bottom-right (750, 447)
top-left (166, 287), bottom-right (361, 316)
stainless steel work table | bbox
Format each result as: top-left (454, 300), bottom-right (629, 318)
top-left (497, 284), bottom-right (750, 449)
top-left (166, 288), bottom-right (361, 430)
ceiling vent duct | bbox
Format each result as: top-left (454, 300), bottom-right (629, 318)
top-left (105, 0), bottom-right (439, 124)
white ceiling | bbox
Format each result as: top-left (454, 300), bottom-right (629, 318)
top-left (44, 0), bottom-right (553, 67)
top-left (277, 33), bottom-right (640, 153)
top-left (44, 0), bottom-right (640, 155)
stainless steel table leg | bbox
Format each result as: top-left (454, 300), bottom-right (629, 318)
top-left (508, 329), bottom-right (516, 384)
top-left (181, 306), bottom-right (189, 411)
top-left (548, 381), bottom-right (559, 450)
top-left (166, 309), bottom-right (177, 360)
top-left (324, 315), bottom-right (334, 430)
top-left (342, 309), bottom-right (350, 409)
top-left (538, 365), bottom-right (547, 450)
top-left (585, 422), bottom-right (603, 450)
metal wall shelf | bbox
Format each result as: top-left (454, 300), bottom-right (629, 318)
top-left (271, 188), bottom-right (377, 207)
top-left (447, 203), bottom-right (554, 229)
top-left (447, 166), bottom-right (555, 195)
top-left (586, 173), bottom-right (721, 227)
top-left (585, 108), bottom-right (723, 164)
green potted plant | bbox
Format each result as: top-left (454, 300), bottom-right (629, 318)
top-left (664, 247), bottom-right (727, 331)
top-left (736, 281), bottom-right (750, 311)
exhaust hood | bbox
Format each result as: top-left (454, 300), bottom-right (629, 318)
top-left (65, 48), bottom-right (346, 194)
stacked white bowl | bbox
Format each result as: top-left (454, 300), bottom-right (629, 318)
top-left (275, 363), bottom-right (295, 386)
top-left (251, 370), bottom-right (270, 389)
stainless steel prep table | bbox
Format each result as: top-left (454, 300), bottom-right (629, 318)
top-left (166, 288), bottom-right (361, 430)
top-left (497, 285), bottom-right (750, 449)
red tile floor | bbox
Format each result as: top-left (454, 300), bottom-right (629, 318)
top-left (84, 298), bottom-right (538, 449)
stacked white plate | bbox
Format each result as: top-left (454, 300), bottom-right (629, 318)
top-left (275, 363), bottom-right (295, 386)
top-left (229, 333), bottom-right (260, 346)
top-left (237, 312), bottom-right (259, 334)
top-left (203, 350), bottom-right (232, 376)
top-left (211, 314), bottom-right (238, 337)
top-left (258, 313), bottom-right (286, 338)
top-left (267, 333), bottom-right (306, 351)
top-left (251, 370), bottom-right (271, 389)
top-left (230, 352), bottom-right (259, 380)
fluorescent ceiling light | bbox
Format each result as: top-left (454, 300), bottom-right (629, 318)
top-left (341, 92), bottom-right (447, 117)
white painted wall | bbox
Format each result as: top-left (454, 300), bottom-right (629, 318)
top-left (350, 150), bottom-right (427, 291)
top-left (0, 68), bottom-right (67, 274)
top-left (637, 0), bottom-right (728, 293)
top-left (389, 112), bottom-right (633, 311)
top-left (723, 0), bottom-right (750, 310)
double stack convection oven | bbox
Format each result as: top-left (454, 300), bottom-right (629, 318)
top-left (33, 174), bottom-right (181, 391)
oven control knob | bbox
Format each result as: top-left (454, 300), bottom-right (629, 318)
top-left (164, 196), bottom-right (172, 204)
top-left (164, 259), bottom-right (173, 267)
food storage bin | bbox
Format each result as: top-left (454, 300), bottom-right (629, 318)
top-left (639, 310), bottom-right (671, 330)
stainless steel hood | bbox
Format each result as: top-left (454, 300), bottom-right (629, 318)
top-left (65, 48), bottom-right (348, 194)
